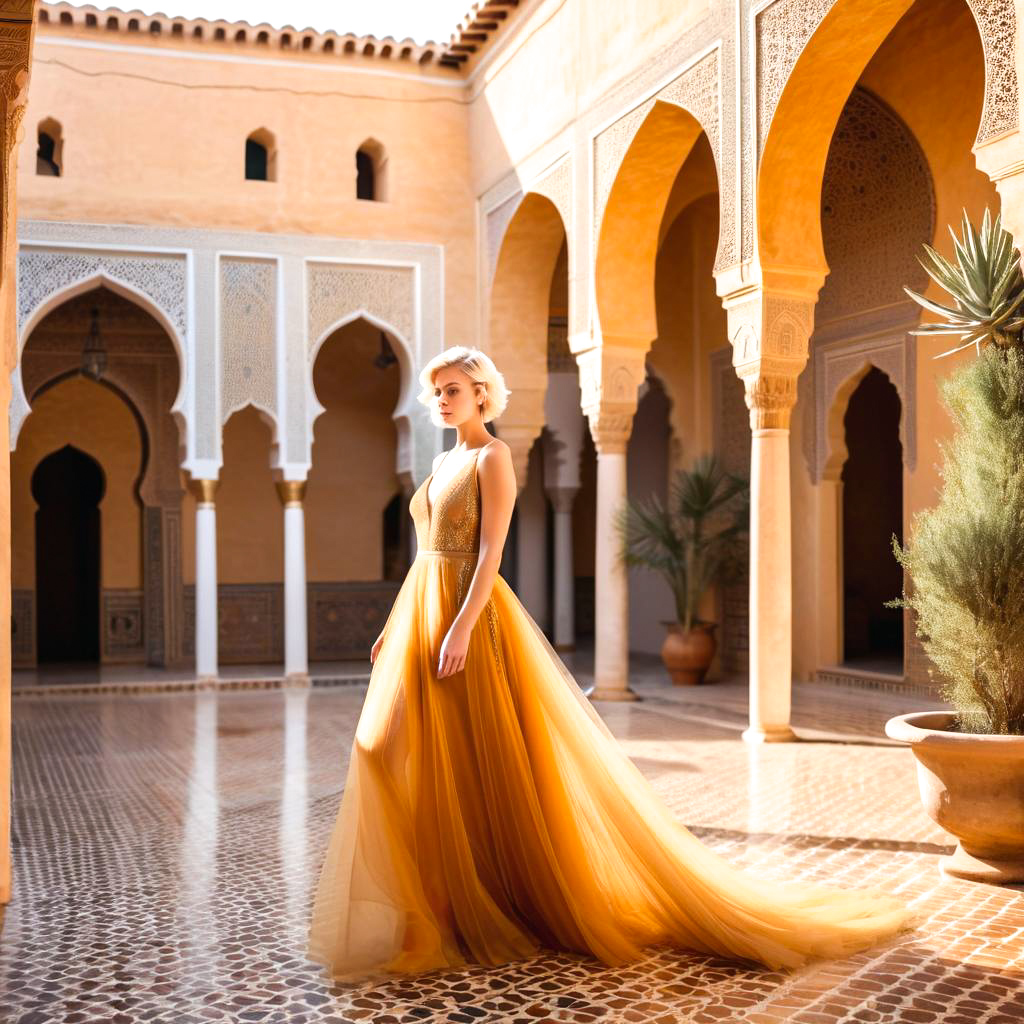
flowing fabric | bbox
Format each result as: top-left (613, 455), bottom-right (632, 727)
top-left (308, 446), bottom-right (920, 981)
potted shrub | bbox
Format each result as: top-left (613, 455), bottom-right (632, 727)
top-left (616, 454), bottom-right (748, 685)
top-left (886, 208), bottom-right (1024, 883)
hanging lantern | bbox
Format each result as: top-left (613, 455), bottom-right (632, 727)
top-left (81, 306), bottom-right (107, 380)
top-left (373, 330), bottom-right (398, 370)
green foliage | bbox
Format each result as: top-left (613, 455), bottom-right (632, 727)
top-left (891, 346), bottom-right (1024, 734)
top-left (904, 207), bottom-right (1024, 359)
top-left (615, 454), bottom-right (749, 632)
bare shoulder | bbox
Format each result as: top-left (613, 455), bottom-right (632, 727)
top-left (431, 449), bottom-right (448, 473)
top-left (476, 438), bottom-right (514, 479)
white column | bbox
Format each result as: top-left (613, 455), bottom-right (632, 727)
top-left (191, 479), bottom-right (219, 684)
top-left (548, 488), bottom-right (577, 650)
top-left (591, 449), bottom-right (637, 700)
top-left (745, 427), bottom-right (796, 741)
top-left (277, 481), bottom-right (309, 685)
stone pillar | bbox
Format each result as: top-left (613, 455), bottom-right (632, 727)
top-left (975, 132), bottom-right (1024, 253)
top-left (577, 343), bottom-right (647, 701)
top-left (717, 277), bottom-right (818, 742)
top-left (189, 479), bottom-right (219, 684)
top-left (547, 488), bottom-right (578, 650)
top-left (277, 480), bottom-right (309, 686)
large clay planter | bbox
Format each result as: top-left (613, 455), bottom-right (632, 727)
top-left (885, 711), bottom-right (1024, 884)
top-left (660, 621), bottom-right (717, 685)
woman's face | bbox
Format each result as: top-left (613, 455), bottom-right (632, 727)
top-left (433, 365), bottom-right (482, 427)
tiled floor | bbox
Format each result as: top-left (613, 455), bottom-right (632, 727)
top-left (2, 658), bottom-right (1023, 1024)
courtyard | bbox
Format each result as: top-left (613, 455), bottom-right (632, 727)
top-left (1, 662), bottom-right (1022, 1023)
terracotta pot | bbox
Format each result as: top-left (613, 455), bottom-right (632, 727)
top-left (660, 621), bottom-right (717, 685)
top-left (885, 711), bottom-right (1024, 884)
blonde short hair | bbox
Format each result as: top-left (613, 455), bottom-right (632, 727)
top-left (417, 346), bottom-right (510, 426)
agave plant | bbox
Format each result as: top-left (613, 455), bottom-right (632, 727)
top-left (904, 207), bottom-right (1024, 359)
top-left (615, 454), bottom-right (749, 633)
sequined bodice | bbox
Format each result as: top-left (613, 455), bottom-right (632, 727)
top-left (409, 449), bottom-right (482, 554)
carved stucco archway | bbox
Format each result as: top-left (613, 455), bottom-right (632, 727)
top-left (13, 259), bottom-right (188, 451)
top-left (304, 259), bottom-right (431, 482)
top-left (755, 0), bottom-right (1009, 277)
top-left (487, 192), bottom-right (568, 487)
top-left (308, 309), bottom-right (418, 488)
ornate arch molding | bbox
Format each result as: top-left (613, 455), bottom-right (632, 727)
top-left (592, 48), bottom-right (721, 246)
top-left (756, 0), bottom-right (1017, 155)
top-left (219, 256), bottom-right (280, 467)
top-left (12, 252), bottom-right (189, 454)
top-left (483, 156), bottom-right (572, 291)
top-left (305, 260), bottom-right (420, 479)
top-left (806, 331), bottom-right (917, 485)
top-left (17, 248), bottom-right (188, 351)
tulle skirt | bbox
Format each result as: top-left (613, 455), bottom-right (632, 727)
top-left (307, 551), bottom-right (920, 982)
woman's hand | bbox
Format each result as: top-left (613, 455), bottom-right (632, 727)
top-left (437, 618), bottom-right (472, 678)
top-left (370, 632), bottom-right (384, 664)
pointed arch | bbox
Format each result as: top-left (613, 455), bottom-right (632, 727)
top-left (14, 272), bottom-right (187, 453)
top-left (309, 309), bottom-right (415, 478)
top-left (595, 100), bottom-right (714, 343)
top-left (487, 192), bottom-right (568, 476)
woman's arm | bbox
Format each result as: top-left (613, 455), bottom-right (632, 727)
top-left (436, 439), bottom-right (516, 678)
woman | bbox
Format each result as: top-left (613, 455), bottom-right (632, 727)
top-left (307, 345), bottom-right (920, 982)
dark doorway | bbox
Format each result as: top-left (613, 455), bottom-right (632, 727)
top-left (841, 367), bottom-right (903, 672)
top-left (32, 445), bottom-right (105, 663)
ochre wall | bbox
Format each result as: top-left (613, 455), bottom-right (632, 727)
top-left (11, 375), bottom-right (144, 589)
top-left (857, 0), bottom-right (999, 524)
top-left (307, 318), bottom-right (403, 582)
top-left (20, 35), bottom-right (477, 349)
top-left (650, 192), bottom-right (726, 470)
top-left (467, 0), bottom-right (713, 193)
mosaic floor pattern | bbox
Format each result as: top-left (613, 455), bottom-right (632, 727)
top-left (1, 664), bottom-right (1023, 1023)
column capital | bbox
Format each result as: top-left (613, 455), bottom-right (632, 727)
top-left (187, 478), bottom-right (219, 505)
top-left (576, 343), bottom-right (647, 455)
top-left (717, 279), bottom-right (818, 432)
top-left (276, 480), bottom-right (307, 507)
top-left (974, 130), bottom-right (1024, 254)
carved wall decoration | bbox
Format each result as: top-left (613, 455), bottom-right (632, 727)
top-left (102, 590), bottom-right (145, 661)
top-left (531, 157), bottom-right (572, 235)
top-left (755, 0), bottom-right (833, 155)
top-left (592, 48), bottom-right (720, 244)
top-left (485, 190), bottom-right (524, 285)
top-left (754, 0), bottom-right (1014, 150)
top-left (749, 0), bottom-right (1013, 265)
top-left (816, 87), bottom-right (934, 325)
top-left (810, 332), bottom-right (916, 484)
top-left (308, 582), bottom-right (402, 660)
top-left (17, 249), bottom-right (188, 346)
top-left (967, 0), bottom-right (1018, 143)
top-left (307, 262), bottom-right (415, 351)
top-left (219, 256), bottom-right (277, 423)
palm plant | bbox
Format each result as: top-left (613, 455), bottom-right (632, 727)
top-left (905, 206), bottom-right (1024, 358)
top-left (615, 454), bottom-right (749, 633)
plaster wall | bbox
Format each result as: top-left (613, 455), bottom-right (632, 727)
top-left (11, 375), bottom-right (143, 589)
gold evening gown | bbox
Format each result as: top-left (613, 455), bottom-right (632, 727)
top-left (308, 446), bottom-right (919, 981)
